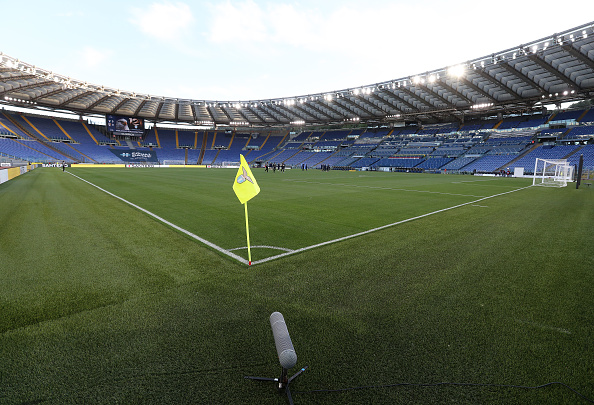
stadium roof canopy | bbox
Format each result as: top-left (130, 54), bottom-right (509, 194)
top-left (1, 22), bottom-right (594, 128)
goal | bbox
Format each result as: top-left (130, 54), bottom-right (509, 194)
top-left (532, 158), bottom-right (574, 187)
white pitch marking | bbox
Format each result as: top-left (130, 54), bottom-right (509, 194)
top-left (472, 205), bottom-right (489, 208)
top-left (515, 319), bottom-right (571, 334)
top-left (452, 179), bottom-right (500, 183)
top-left (228, 245), bottom-right (295, 252)
top-left (283, 179), bottom-right (487, 198)
top-left (67, 172), bottom-right (248, 265)
top-left (67, 171), bottom-right (531, 267)
top-left (251, 185), bottom-right (532, 265)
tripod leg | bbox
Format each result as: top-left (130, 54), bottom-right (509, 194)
top-left (285, 385), bottom-right (294, 405)
top-left (288, 366), bottom-right (308, 383)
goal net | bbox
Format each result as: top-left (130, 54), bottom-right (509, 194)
top-left (532, 158), bottom-right (574, 187)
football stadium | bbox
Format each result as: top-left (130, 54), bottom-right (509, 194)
top-left (1, 13), bottom-right (594, 404)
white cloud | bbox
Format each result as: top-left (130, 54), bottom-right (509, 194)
top-left (131, 2), bottom-right (194, 41)
top-left (80, 47), bottom-right (112, 68)
top-left (209, 0), bottom-right (267, 43)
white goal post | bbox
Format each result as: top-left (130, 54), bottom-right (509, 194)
top-left (532, 158), bottom-right (574, 187)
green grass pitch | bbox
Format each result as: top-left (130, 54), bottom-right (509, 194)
top-left (0, 167), bottom-right (593, 404)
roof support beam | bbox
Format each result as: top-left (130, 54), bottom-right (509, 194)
top-left (83, 94), bottom-right (111, 110)
top-left (472, 67), bottom-right (524, 99)
top-left (218, 105), bottom-right (232, 122)
top-left (327, 98), bottom-right (358, 116)
top-left (317, 99), bottom-right (350, 118)
top-left (247, 105), bottom-right (277, 124)
top-left (335, 96), bottom-right (373, 118)
top-left (58, 90), bottom-right (96, 107)
top-left (498, 62), bottom-right (548, 95)
top-left (439, 80), bottom-right (474, 105)
top-left (454, 77), bottom-right (497, 103)
top-left (234, 107), bottom-right (251, 124)
top-left (155, 101), bottom-right (165, 119)
top-left (277, 103), bottom-right (310, 122)
top-left (291, 104), bottom-right (319, 121)
top-left (396, 86), bottom-right (436, 109)
top-left (353, 95), bottom-right (384, 115)
top-left (422, 84), bottom-right (459, 109)
top-left (384, 89), bottom-right (421, 112)
top-left (31, 86), bottom-right (74, 102)
top-left (527, 54), bottom-right (578, 89)
top-left (109, 97), bottom-right (129, 114)
top-left (0, 80), bottom-right (56, 96)
top-left (370, 92), bottom-right (404, 115)
top-left (263, 104), bottom-right (293, 122)
top-left (562, 43), bottom-right (594, 72)
top-left (301, 101), bottom-right (335, 121)
top-left (134, 100), bottom-right (148, 116)
top-left (5, 74), bottom-right (39, 82)
top-left (204, 105), bottom-right (217, 123)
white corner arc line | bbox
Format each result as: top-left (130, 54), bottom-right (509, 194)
top-left (228, 245), bottom-right (295, 252)
top-left (67, 172), bottom-right (248, 265)
top-left (251, 185), bottom-right (532, 265)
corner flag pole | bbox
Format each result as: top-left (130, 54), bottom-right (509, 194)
top-left (233, 154), bottom-right (260, 266)
top-left (244, 202), bottom-right (252, 266)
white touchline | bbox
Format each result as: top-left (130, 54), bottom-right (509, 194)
top-left (67, 172), bottom-right (248, 265)
top-left (68, 171), bottom-right (531, 267)
top-left (251, 185), bottom-right (533, 265)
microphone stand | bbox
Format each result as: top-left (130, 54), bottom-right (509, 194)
top-left (245, 365), bottom-right (308, 405)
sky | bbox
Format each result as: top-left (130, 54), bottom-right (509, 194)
top-left (1, 1), bottom-right (592, 102)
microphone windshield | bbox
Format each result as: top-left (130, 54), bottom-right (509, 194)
top-left (269, 312), bottom-right (297, 369)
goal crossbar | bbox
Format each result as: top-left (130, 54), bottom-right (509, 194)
top-left (532, 158), bottom-right (573, 187)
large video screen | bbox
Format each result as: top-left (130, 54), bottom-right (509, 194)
top-left (106, 114), bottom-right (145, 137)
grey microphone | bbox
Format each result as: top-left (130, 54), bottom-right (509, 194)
top-left (269, 312), bottom-right (297, 370)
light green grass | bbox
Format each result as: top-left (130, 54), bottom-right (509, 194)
top-left (0, 167), bottom-right (592, 404)
top-left (65, 167), bottom-right (532, 261)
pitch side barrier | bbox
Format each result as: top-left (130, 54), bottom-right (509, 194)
top-left (72, 164), bottom-right (209, 168)
top-left (0, 164), bottom-right (39, 185)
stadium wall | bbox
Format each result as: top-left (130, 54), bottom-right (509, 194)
top-left (0, 164), bottom-right (38, 185)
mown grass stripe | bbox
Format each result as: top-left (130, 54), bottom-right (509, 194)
top-left (283, 178), bottom-right (488, 198)
top-left (252, 185), bottom-right (532, 265)
top-left (67, 171), bottom-right (248, 264)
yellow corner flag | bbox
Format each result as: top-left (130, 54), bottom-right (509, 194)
top-left (233, 154), bottom-right (260, 204)
top-left (232, 155), bottom-right (260, 266)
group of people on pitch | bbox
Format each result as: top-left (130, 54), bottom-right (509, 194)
top-left (264, 163), bottom-right (285, 172)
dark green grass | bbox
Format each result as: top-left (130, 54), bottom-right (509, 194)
top-left (0, 167), bottom-right (593, 404)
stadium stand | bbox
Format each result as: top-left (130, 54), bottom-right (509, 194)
top-left (506, 144), bottom-right (581, 174)
top-left (580, 109), bottom-right (594, 123)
